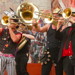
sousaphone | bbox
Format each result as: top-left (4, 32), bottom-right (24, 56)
top-left (16, 2), bottom-right (39, 26)
top-left (17, 2), bottom-right (39, 50)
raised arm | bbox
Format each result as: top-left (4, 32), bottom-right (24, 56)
top-left (0, 28), bottom-right (3, 34)
top-left (22, 33), bottom-right (35, 40)
top-left (32, 23), bottom-right (49, 32)
top-left (8, 25), bottom-right (22, 43)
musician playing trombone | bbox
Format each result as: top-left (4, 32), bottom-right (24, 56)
top-left (32, 18), bottom-right (63, 75)
top-left (56, 13), bottom-right (75, 75)
top-left (15, 23), bottom-right (35, 75)
top-left (0, 18), bottom-right (22, 75)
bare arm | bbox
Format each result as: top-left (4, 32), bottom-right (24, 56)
top-left (22, 34), bottom-right (35, 40)
top-left (8, 27), bottom-right (22, 43)
top-left (57, 20), bottom-right (67, 32)
top-left (0, 28), bottom-right (3, 53)
top-left (32, 23), bottom-right (49, 32)
top-left (0, 28), bottom-right (3, 33)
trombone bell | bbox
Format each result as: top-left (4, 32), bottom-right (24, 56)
top-left (16, 2), bottom-right (39, 26)
top-left (1, 16), bottom-right (9, 25)
top-left (44, 14), bottom-right (53, 24)
top-left (22, 10), bottom-right (33, 20)
top-left (62, 8), bottom-right (72, 19)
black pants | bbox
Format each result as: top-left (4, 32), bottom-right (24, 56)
top-left (63, 56), bottom-right (75, 75)
top-left (41, 47), bottom-right (63, 75)
top-left (15, 53), bottom-right (29, 75)
top-left (55, 59), bottom-right (63, 75)
top-left (41, 59), bottom-right (63, 75)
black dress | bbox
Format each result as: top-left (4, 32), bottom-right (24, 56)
top-left (41, 24), bottom-right (63, 75)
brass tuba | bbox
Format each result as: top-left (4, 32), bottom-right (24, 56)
top-left (16, 2), bottom-right (39, 26)
top-left (17, 2), bottom-right (39, 50)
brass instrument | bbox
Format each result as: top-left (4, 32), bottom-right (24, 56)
top-left (1, 15), bottom-right (9, 25)
top-left (1, 15), bottom-right (27, 50)
top-left (1, 2), bottom-right (39, 27)
top-left (44, 8), bottom-right (72, 25)
top-left (43, 14), bottom-right (58, 26)
top-left (1, 15), bottom-right (20, 26)
top-left (16, 2), bottom-right (39, 26)
top-left (44, 14), bottom-right (53, 24)
top-left (16, 2), bottom-right (40, 50)
top-left (62, 8), bottom-right (72, 19)
top-left (61, 8), bottom-right (72, 26)
top-left (18, 36), bottom-right (27, 50)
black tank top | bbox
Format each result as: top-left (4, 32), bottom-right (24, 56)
top-left (46, 24), bottom-right (59, 49)
top-left (0, 28), bottom-right (21, 56)
top-left (17, 31), bottom-right (31, 54)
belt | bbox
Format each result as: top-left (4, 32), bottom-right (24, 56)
top-left (69, 55), bottom-right (72, 59)
top-left (0, 54), bottom-right (14, 57)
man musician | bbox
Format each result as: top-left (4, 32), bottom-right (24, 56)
top-left (0, 18), bottom-right (22, 75)
top-left (15, 23), bottom-right (35, 75)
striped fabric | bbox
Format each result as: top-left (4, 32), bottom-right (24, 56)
top-left (0, 56), bottom-right (16, 75)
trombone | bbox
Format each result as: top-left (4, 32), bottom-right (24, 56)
top-left (59, 8), bottom-right (72, 26)
top-left (1, 2), bottom-right (39, 27)
top-left (43, 8), bottom-right (72, 26)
